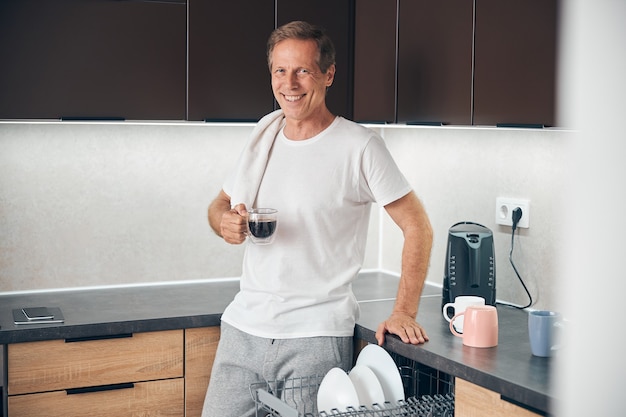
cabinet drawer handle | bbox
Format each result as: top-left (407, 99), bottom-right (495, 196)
top-left (60, 116), bottom-right (125, 121)
top-left (66, 383), bottom-right (135, 395)
top-left (110, 0), bottom-right (186, 4)
top-left (501, 395), bottom-right (545, 415)
top-left (65, 333), bottom-right (133, 343)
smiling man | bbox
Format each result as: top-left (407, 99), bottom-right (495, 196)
top-left (268, 31), bottom-right (335, 139)
top-left (202, 21), bottom-right (433, 417)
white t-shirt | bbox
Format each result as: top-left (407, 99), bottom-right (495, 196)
top-left (221, 116), bottom-right (411, 338)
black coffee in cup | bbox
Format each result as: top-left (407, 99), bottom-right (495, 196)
top-left (248, 220), bottom-right (276, 238)
top-left (247, 208), bottom-right (278, 245)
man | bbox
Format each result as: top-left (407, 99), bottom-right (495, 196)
top-left (202, 21), bottom-right (432, 416)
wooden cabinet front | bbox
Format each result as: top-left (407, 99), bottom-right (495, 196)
top-left (397, 0), bottom-right (474, 125)
top-left (0, 1), bottom-right (558, 124)
top-left (0, 0), bottom-right (187, 120)
top-left (8, 330), bottom-right (183, 396)
top-left (473, 0), bottom-right (558, 126)
top-left (8, 379), bottom-right (184, 417)
top-left (455, 378), bottom-right (541, 417)
top-left (355, 0), bottom-right (557, 126)
top-left (6, 326), bottom-right (224, 417)
top-left (277, 0), bottom-right (355, 119)
top-left (188, 0), bottom-right (275, 121)
top-left (185, 327), bottom-right (221, 417)
top-left (353, 0), bottom-right (397, 123)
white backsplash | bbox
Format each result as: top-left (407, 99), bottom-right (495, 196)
top-left (0, 121), bottom-right (571, 310)
top-left (0, 122), bottom-right (251, 290)
top-left (374, 125), bottom-right (571, 311)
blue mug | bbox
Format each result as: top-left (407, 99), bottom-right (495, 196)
top-left (528, 310), bottom-right (562, 357)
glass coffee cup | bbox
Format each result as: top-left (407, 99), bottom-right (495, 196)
top-left (247, 208), bottom-right (278, 245)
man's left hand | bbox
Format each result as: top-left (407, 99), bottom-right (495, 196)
top-left (375, 312), bottom-right (429, 346)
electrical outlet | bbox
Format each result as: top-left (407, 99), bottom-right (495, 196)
top-left (495, 198), bottom-right (530, 228)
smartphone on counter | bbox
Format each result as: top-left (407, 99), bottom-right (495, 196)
top-left (22, 307), bottom-right (55, 320)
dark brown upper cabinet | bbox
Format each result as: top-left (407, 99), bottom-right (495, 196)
top-left (276, 0), bottom-right (355, 120)
top-left (473, 0), bottom-right (558, 126)
top-left (353, 0), bottom-right (397, 124)
top-left (187, 0), bottom-right (275, 122)
top-left (0, 0), bottom-right (186, 120)
top-left (0, 0), bottom-right (558, 125)
top-left (397, 0), bottom-right (474, 125)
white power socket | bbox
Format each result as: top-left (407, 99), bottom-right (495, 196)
top-left (495, 198), bottom-right (530, 228)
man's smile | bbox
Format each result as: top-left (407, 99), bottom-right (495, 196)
top-left (283, 94), bottom-right (305, 102)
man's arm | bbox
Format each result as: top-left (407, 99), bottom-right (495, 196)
top-left (375, 191), bottom-right (433, 345)
top-left (208, 190), bottom-right (248, 245)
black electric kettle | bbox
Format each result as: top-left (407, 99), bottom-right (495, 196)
top-left (442, 222), bottom-right (496, 307)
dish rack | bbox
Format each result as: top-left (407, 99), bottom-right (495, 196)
top-left (389, 352), bottom-right (454, 404)
top-left (249, 356), bottom-right (454, 417)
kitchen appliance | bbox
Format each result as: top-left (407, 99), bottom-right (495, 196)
top-left (442, 222), bottom-right (496, 308)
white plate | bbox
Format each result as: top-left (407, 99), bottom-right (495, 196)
top-left (355, 344), bottom-right (405, 403)
top-left (348, 364), bottom-right (385, 407)
top-left (317, 367), bottom-right (360, 413)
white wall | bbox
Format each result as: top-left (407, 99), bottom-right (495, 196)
top-left (378, 125), bottom-right (571, 311)
top-left (1, 120), bottom-right (570, 310)
top-left (0, 122), bottom-right (250, 291)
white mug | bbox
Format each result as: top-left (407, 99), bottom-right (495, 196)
top-left (442, 296), bottom-right (485, 332)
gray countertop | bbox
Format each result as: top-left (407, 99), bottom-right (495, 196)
top-left (0, 271), bottom-right (553, 414)
top-left (356, 296), bottom-right (553, 414)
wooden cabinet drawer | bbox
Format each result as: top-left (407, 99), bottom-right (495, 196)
top-left (184, 327), bottom-right (221, 417)
top-left (8, 378), bottom-right (184, 417)
top-left (8, 330), bottom-right (183, 395)
top-left (455, 378), bottom-right (541, 417)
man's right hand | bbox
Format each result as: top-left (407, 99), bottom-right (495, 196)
top-left (208, 190), bottom-right (248, 245)
top-left (220, 203), bottom-right (248, 244)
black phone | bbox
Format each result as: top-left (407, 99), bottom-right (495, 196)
top-left (22, 307), bottom-right (54, 320)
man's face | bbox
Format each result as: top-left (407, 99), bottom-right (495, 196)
top-left (270, 38), bottom-right (335, 122)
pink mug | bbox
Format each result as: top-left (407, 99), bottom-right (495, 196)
top-left (450, 305), bottom-right (498, 348)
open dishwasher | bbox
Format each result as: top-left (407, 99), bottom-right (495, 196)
top-left (249, 352), bottom-right (455, 417)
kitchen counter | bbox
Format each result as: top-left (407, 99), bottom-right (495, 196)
top-left (0, 271), bottom-right (407, 344)
top-left (356, 297), bottom-right (553, 414)
top-left (0, 272), bottom-right (553, 415)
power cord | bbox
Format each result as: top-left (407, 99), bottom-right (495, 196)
top-left (500, 207), bottom-right (533, 309)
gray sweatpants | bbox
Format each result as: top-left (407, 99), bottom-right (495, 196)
top-left (201, 322), bottom-right (353, 417)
